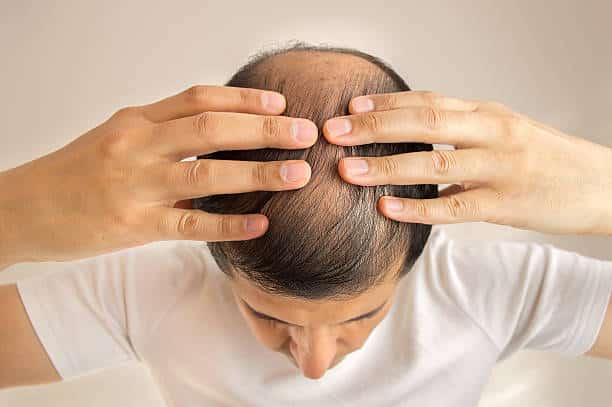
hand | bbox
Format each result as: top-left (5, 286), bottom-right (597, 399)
top-left (0, 86), bottom-right (317, 268)
top-left (323, 91), bottom-right (612, 236)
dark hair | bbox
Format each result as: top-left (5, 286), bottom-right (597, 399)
top-left (193, 41), bottom-right (437, 300)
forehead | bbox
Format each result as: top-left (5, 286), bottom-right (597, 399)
top-left (230, 271), bottom-right (397, 326)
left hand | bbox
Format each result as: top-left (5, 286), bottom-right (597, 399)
top-left (322, 91), bottom-right (612, 236)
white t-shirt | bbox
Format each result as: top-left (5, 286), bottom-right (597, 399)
top-left (16, 227), bottom-right (612, 406)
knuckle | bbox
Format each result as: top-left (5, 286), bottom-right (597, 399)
top-left (480, 191), bottom-right (504, 224)
top-left (182, 160), bottom-right (208, 187)
top-left (261, 116), bottom-right (281, 142)
top-left (430, 150), bottom-right (456, 176)
top-left (150, 121), bottom-right (166, 140)
top-left (251, 163), bottom-right (272, 187)
top-left (112, 106), bottom-right (138, 119)
top-left (422, 91), bottom-right (440, 105)
top-left (185, 85), bottom-right (210, 106)
top-left (499, 114), bottom-right (522, 137)
top-left (357, 112), bottom-right (383, 133)
top-left (422, 106), bottom-right (444, 131)
top-left (194, 112), bottom-right (216, 138)
top-left (216, 216), bottom-right (235, 238)
top-left (445, 195), bottom-right (478, 220)
top-left (99, 131), bottom-right (130, 157)
top-left (176, 212), bottom-right (202, 237)
top-left (412, 199), bottom-right (430, 219)
top-left (378, 94), bottom-right (398, 110)
top-left (377, 157), bottom-right (401, 177)
top-left (238, 88), bottom-right (253, 106)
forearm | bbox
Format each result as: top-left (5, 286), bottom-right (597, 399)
top-left (0, 227), bottom-right (20, 272)
top-left (0, 218), bottom-right (19, 271)
top-left (0, 234), bottom-right (20, 272)
top-left (584, 144), bottom-right (612, 236)
top-left (0, 169), bottom-right (30, 271)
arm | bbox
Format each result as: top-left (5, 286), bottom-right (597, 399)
top-left (328, 91), bottom-right (612, 358)
top-left (0, 240), bottom-right (203, 390)
top-left (0, 284), bottom-right (60, 388)
top-left (586, 295), bottom-right (612, 359)
top-left (0, 85), bottom-right (316, 272)
top-left (426, 230), bottom-right (612, 361)
top-left (325, 90), bottom-right (612, 236)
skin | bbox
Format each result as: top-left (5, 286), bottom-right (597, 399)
top-left (0, 284), bottom-right (60, 387)
top-left (230, 271), bottom-right (397, 380)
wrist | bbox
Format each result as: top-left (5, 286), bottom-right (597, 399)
top-left (591, 146), bottom-right (612, 236)
top-left (604, 146), bottom-right (612, 236)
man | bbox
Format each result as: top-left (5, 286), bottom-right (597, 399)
top-left (1, 43), bottom-right (611, 406)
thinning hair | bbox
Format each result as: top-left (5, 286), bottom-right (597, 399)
top-left (193, 41), bottom-right (437, 300)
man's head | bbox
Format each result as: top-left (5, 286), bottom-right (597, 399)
top-left (193, 42), bottom-right (437, 379)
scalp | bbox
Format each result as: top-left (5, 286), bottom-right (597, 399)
top-left (194, 44), bottom-right (436, 299)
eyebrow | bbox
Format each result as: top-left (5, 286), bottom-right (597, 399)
top-left (241, 298), bottom-right (388, 326)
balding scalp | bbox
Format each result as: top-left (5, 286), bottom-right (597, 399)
top-left (194, 42), bottom-right (437, 299)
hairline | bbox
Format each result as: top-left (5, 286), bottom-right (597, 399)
top-left (224, 41), bottom-right (410, 92)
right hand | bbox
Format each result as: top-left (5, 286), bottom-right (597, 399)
top-left (0, 86), bottom-right (318, 267)
top-left (324, 91), bottom-right (612, 236)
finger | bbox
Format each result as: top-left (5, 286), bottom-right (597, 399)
top-left (144, 111), bottom-right (317, 160)
top-left (323, 107), bottom-right (501, 148)
top-left (478, 100), bottom-right (516, 115)
top-left (350, 91), bottom-right (522, 128)
top-left (338, 149), bottom-right (501, 186)
top-left (349, 90), bottom-right (480, 114)
top-left (151, 208), bottom-right (269, 241)
top-left (377, 190), bottom-right (488, 225)
top-left (138, 85), bottom-right (287, 123)
top-left (151, 159), bottom-right (311, 201)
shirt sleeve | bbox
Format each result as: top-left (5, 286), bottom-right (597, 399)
top-left (16, 240), bottom-right (206, 379)
top-left (426, 229), bottom-right (612, 359)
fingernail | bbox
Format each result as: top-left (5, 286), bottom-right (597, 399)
top-left (246, 216), bottom-right (266, 233)
top-left (352, 97), bottom-right (374, 113)
top-left (384, 198), bottom-right (404, 212)
top-left (326, 118), bottom-right (352, 137)
top-left (261, 92), bottom-right (285, 111)
top-left (343, 159), bottom-right (369, 176)
top-left (280, 162), bottom-right (309, 183)
top-left (292, 120), bottom-right (317, 144)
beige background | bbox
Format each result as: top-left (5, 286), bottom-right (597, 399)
top-left (1, 0), bottom-right (611, 406)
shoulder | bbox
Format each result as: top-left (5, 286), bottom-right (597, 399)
top-left (17, 240), bottom-right (218, 334)
top-left (409, 226), bottom-right (554, 307)
top-left (416, 226), bottom-right (541, 275)
top-left (108, 240), bottom-right (217, 298)
top-left (74, 239), bottom-right (215, 280)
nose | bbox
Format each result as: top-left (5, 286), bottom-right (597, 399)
top-left (289, 326), bottom-right (337, 379)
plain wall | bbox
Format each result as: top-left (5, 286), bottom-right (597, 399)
top-left (1, 1), bottom-right (611, 406)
